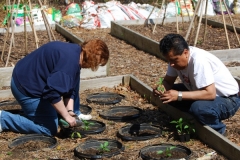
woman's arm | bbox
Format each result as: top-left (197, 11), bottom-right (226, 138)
top-left (52, 100), bottom-right (76, 127)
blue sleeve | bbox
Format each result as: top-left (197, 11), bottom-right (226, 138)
top-left (42, 71), bottom-right (74, 104)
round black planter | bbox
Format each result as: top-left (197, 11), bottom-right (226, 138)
top-left (61, 120), bottom-right (106, 136)
top-left (0, 100), bottom-right (24, 115)
top-left (8, 134), bottom-right (57, 151)
top-left (117, 123), bottom-right (162, 141)
top-left (140, 143), bottom-right (192, 160)
top-left (80, 104), bottom-right (92, 114)
top-left (74, 139), bottom-right (125, 159)
top-left (86, 92), bottom-right (125, 105)
top-left (99, 106), bottom-right (142, 122)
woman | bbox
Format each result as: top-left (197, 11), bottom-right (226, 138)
top-left (0, 39), bottom-right (109, 136)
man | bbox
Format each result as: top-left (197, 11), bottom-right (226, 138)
top-left (153, 33), bottom-right (240, 135)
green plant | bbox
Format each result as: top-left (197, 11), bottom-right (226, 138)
top-left (157, 146), bottom-right (176, 157)
top-left (70, 131), bottom-right (81, 139)
top-left (82, 119), bottom-right (94, 130)
top-left (157, 78), bottom-right (165, 93)
top-left (170, 118), bottom-right (195, 134)
top-left (99, 141), bottom-right (110, 153)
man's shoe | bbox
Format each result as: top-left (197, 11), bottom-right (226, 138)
top-left (78, 114), bottom-right (92, 120)
top-left (222, 130), bottom-right (228, 137)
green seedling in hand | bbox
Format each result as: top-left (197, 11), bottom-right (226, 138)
top-left (157, 146), bottom-right (176, 157)
top-left (99, 141), bottom-right (110, 153)
top-left (70, 131), bottom-right (81, 139)
top-left (82, 119), bottom-right (94, 130)
top-left (157, 78), bottom-right (165, 93)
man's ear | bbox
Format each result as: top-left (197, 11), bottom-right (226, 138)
top-left (183, 49), bottom-right (189, 56)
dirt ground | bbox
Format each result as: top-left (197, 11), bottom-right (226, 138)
top-left (0, 2), bottom-right (240, 160)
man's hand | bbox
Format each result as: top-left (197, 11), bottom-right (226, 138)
top-left (153, 88), bottom-right (164, 97)
top-left (160, 89), bottom-right (179, 103)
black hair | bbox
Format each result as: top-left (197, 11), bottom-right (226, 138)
top-left (159, 34), bottom-right (189, 56)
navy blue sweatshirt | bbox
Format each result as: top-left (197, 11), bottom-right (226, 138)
top-left (12, 41), bottom-right (81, 104)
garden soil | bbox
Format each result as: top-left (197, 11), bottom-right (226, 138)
top-left (0, 3), bottom-right (240, 160)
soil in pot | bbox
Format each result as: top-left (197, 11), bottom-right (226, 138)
top-left (118, 124), bottom-right (162, 141)
top-left (86, 92), bottom-right (125, 105)
top-left (140, 143), bottom-right (192, 160)
top-left (74, 139), bottom-right (124, 159)
top-left (8, 134), bottom-right (57, 152)
top-left (63, 120), bottom-right (106, 135)
top-left (99, 106), bottom-right (142, 121)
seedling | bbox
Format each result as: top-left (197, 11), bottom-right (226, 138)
top-left (82, 119), bottom-right (94, 130)
top-left (70, 131), bottom-right (81, 139)
top-left (170, 118), bottom-right (195, 135)
top-left (99, 141), bottom-right (110, 153)
top-left (157, 146), bottom-right (176, 157)
top-left (157, 78), bottom-right (165, 93)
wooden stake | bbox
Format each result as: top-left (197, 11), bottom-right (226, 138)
top-left (1, 4), bottom-right (13, 61)
top-left (161, 0), bottom-right (167, 26)
top-left (185, 0), bottom-right (201, 41)
top-left (182, 0), bottom-right (191, 21)
top-left (144, 0), bottom-right (158, 27)
top-left (5, 0), bottom-right (20, 67)
top-left (193, 0), bottom-right (206, 46)
top-left (219, 0), bottom-right (230, 49)
top-left (177, 0), bottom-right (185, 30)
top-left (24, 6), bottom-right (28, 54)
top-left (222, 0), bottom-right (240, 45)
top-left (38, 0), bottom-right (56, 41)
top-left (28, 0), bottom-right (39, 48)
top-left (203, 0), bottom-right (208, 42)
top-left (175, 0), bottom-right (179, 33)
top-left (152, 0), bottom-right (165, 33)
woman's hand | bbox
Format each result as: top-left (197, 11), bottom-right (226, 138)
top-left (68, 110), bottom-right (77, 117)
top-left (65, 115), bottom-right (77, 127)
top-left (160, 89), bottom-right (178, 103)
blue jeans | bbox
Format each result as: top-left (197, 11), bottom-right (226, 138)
top-left (0, 78), bottom-right (80, 136)
top-left (170, 84), bottom-right (240, 134)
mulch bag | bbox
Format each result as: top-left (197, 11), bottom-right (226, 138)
top-left (233, 0), bottom-right (240, 14)
top-left (212, 0), bottom-right (232, 14)
top-left (66, 2), bottom-right (82, 20)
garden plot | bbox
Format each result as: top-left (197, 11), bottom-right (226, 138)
top-left (110, 17), bottom-right (240, 77)
top-left (0, 74), bottom-right (237, 159)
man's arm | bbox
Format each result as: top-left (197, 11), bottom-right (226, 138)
top-left (163, 75), bottom-right (177, 91)
top-left (160, 83), bottom-right (216, 103)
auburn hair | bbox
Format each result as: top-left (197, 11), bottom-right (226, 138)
top-left (80, 39), bottom-right (109, 71)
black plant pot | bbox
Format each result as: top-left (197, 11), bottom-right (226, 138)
top-left (61, 120), bottom-right (106, 137)
top-left (8, 134), bottom-right (57, 151)
top-left (80, 104), bottom-right (92, 115)
top-left (178, 134), bottom-right (190, 142)
top-left (74, 139), bottom-right (125, 159)
top-left (86, 92), bottom-right (125, 105)
top-left (117, 123), bottom-right (162, 141)
top-left (99, 106), bottom-right (142, 122)
top-left (140, 143), bottom-right (192, 160)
